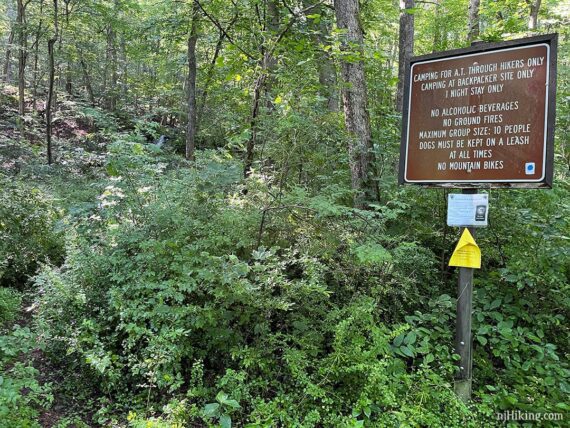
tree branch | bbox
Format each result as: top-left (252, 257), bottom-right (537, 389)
top-left (194, 0), bottom-right (256, 60)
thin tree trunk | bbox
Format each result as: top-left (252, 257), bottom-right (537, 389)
top-left (17, 0), bottom-right (27, 119)
top-left (196, 8), bottom-right (240, 129)
top-left (334, 0), bottom-right (375, 208)
top-left (244, 74), bottom-right (265, 176)
top-left (264, 0), bottom-right (279, 98)
top-left (3, 29), bottom-right (15, 82)
top-left (303, 0), bottom-right (338, 111)
top-left (468, 0), bottom-right (480, 42)
top-left (79, 55), bottom-right (95, 106)
top-left (396, 0), bottom-right (414, 112)
top-left (107, 24), bottom-right (117, 110)
top-left (31, 1), bottom-right (44, 113)
top-left (244, 0), bottom-right (279, 177)
top-left (197, 28), bottom-right (224, 129)
top-left (46, 0), bottom-right (58, 165)
top-left (65, 62), bottom-right (72, 95)
top-left (528, 0), bottom-right (541, 30)
top-left (432, 1), bottom-right (441, 52)
top-left (120, 36), bottom-right (128, 104)
top-left (186, 0), bottom-right (199, 162)
top-left (317, 36), bottom-right (338, 112)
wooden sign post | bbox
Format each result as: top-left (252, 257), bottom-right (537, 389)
top-left (398, 34), bottom-right (558, 403)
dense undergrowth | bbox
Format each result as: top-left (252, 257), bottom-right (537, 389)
top-left (0, 85), bottom-right (568, 427)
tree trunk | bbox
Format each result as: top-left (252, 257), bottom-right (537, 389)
top-left (79, 55), bottom-right (95, 106)
top-left (17, 0), bottom-right (27, 120)
top-left (106, 24), bottom-right (117, 110)
top-left (244, 74), bottom-right (264, 177)
top-left (528, 0), bottom-right (541, 30)
top-left (263, 0), bottom-right (279, 105)
top-left (65, 63), bottom-right (72, 95)
top-left (120, 36), bottom-right (128, 104)
top-left (244, 0), bottom-right (279, 177)
top-left (197, 28), bottom-right (225, 129)
top-left (318, 38), bottom-right (338, 111)
top-left (432, 1), bottom-right (441, 52)
top-left (396, 0), bottom-right (414, 112)
top-left (468, 0), bottom-right (480, 42)
top-left (334, 0), bottom-right (375, 208)
top-left (46, 0), bottom-right (58, 165)
top-left (303, 1), bottom-right (338, 111)
top-left (3, 29), bottom-right (15, 82)
top-left (186, 0), bottom-right (199, 162)
top-left (31, 1), bottom-right (44, 113)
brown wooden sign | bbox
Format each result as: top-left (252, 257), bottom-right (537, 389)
top-left (399, 34), bottom-right (557, 187)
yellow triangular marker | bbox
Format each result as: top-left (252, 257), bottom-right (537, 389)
top-left (449, 228), bottom-right (481, 269)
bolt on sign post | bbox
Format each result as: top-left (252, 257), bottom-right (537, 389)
top-left (398, 34), bottom-right (557, 403)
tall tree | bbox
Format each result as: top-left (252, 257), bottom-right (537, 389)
top-left (467, 0), bottom-right (480, 42)
top-left (3, 1), bottom-right (17, 83)
top-left (31, 0), bottom-right (45, 113)
top-left (46, 0), bottom-right (58, 165)
top-left (334, 0), bottom-right (375, 208)
top-left (303, 0), bottom-right (338, 111)
top-left (17, 0), bottom-right (30, 120)
top-left (396, 0), bottom-right (414, 112)
top-left (244, 0), bottom-right (280, 176)
top-left (528, 0), bottom-right (542, 30)
top-left (3, 28), bottom-right (14, 82)
top-left (106, 24), bottom-right (117, 110)
top-left (186, 0), bottom-right (199, 162)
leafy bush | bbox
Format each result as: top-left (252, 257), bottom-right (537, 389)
top-left (29, 143), bottom-right (569, 426)
top-left (0, 326), bottom-right (53, 427)
top-left (0, 176), bottom-right (64, 288)
top-left (0, 287), bottom-right (21, 326)
top-left (31, 148), bottom-right (476, 426)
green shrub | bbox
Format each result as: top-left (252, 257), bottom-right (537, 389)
top-left (31, 148), bottom-right (474, 426)
top-left (0, 287), bottom-right (21, 327)
top-left (31, 145), bottom-right (569, 426)
top-left (0, 326), bottom-right (53, 427)
top-left (0, 176), bottom-right (64, 288)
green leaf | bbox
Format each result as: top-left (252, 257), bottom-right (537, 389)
top-left (424, 353), bottom-right (435, 364)
top-left (477, 336), bottom-right (487, 346)
top-left (354, 243), bottom-right (392, 266)
top-left (404, 331), bottom-right (417, 345)
top-left (225, 399), bottom-right (241, 409)
top-left (106, 163), bottom-right (120, 177)
top-left (204, 403), bottom-right (220, 417)
top-left (216, 391), bottom-right (229, 404)
top-left (400, 345), bottom-right (414, 357)
top-left (394, 333), bottom-right (405, 347)
top-left (477, 325), bottom-right (490, 335)
top-left (220, 414), bottom-right (231, 428)
top-left (489, 298), bottom-right (502, 310)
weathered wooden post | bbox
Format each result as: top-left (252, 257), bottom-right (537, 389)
top-left (454, 189), bottom-right (477, 402)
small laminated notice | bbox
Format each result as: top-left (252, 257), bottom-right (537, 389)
top-left (447, 193), bottom-right (489, 227)
top-left (449, 228), bottom-right (481, 269)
